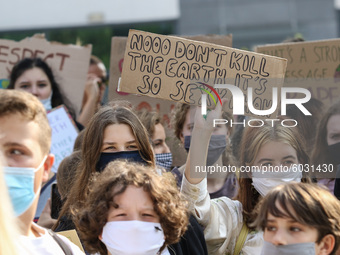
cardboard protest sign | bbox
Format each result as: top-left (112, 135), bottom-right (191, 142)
top-left (118, 30), bottom-right (287, 118)
top-left (58, 230), bottom-right (85, 252)
top-left (0, 34), bottom-right (92, 115)
top-left (255, 39), bottom-right (340, 107)
top-left (47, 105), bottom-right (79, 173)
top-left (108, 34), bottom-right (233, 119)
top-left (109, 34), bottom-right (233, 166)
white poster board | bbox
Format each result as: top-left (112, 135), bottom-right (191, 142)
top-left (47, 105), bottom-right (79, 173)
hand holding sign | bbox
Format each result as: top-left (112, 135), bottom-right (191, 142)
top-left (194, 98), bottom-right (227, 135)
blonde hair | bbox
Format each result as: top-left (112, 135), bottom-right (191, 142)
top-left (237, 122), bottom-right (310, 225)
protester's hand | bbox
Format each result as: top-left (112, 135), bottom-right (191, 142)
top-left (193, 98), bottom-right (227, 133)
top-left (84, 74), bottom-right (101, 103)
top-left (37, 198), bottom-right (57, 229)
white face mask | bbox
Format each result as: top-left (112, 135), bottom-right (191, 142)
top-left (261, 241), bottom-right (315, 255)
top-left (101, 220), bottom-right (166, 255)
top-left (252, 165), bottom-right (302, 197)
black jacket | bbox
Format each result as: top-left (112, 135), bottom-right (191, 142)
top-left (168, 215), bottom-right (208, 255)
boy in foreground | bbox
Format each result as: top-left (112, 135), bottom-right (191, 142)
top-left (0, 90), bottom-right (84, 254)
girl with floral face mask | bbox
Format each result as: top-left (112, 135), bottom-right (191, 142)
top-left (137, 110), bottom-right (173, 171)
top-left (74, 160), bottom-right (189, 255)
top-left (252, 182), bottom-right (340, 255)
top-left (181, 100), bottom-right (311, 255)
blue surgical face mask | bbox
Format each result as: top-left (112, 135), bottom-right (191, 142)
top-left (4, 156), bottom-right (47, 216)
top-left (155, 152), bottom-right (173, 170)
top-left (261, 241), bottom-right (315, 255)
top-left (96, 151), bottom-right (148, 172)
top-left (40, 91), bottom-right (53, 111)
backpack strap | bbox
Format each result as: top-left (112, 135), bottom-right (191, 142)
top-left (48, 229), bottom-right (73, 255)
top-left (233, 222), bottom-right (249, 255)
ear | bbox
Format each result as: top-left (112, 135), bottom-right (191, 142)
top-left (180, 132), bottom-right (184, 144)
top-left (318, 234), bottom-right (335, 255)
top-left (42, 154), bottom-right (55, 183)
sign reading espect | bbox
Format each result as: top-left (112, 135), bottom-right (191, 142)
top-left (0, 34), bottom-right (91, 115)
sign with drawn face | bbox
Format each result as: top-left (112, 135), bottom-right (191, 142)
top-left (255, 39), bottom-right (340, 107)
top-left (119, 30), bottom-right (287, 118)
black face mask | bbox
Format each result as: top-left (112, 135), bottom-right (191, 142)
top-left (328, 142), bottom-right (340, 166)
top-left (96, 150), bottom-right (148, 172)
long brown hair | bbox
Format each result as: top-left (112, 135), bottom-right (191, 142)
top-left (54, 105), bottom-right (155, 229)
top-left (237, 122), bottom-right (310, 226)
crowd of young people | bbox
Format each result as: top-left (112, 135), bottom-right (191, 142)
top-left (1, 49), bottom-right (340, 255)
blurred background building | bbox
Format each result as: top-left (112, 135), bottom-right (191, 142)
top-left (178, 0), bottom-right (338, 49)
top-left (0, 0), bottom-right (338, 67)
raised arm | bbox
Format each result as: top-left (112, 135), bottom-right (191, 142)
top-left (77, 75), bottom-right (101, 127)
top-left (184, 99), bottom-right (225, 184)
top-left (180, 99), bottom-right (256, 255)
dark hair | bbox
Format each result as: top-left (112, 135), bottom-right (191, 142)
top-left (312, 100), bottom-right (340, 169)
top-left (252, 182), bottom-right (340, 255)
top-left (8, 58), bottom-right (76, 119)
top-left (282, 98), bottom-right (325, 157)
top-left (56, 150), bottom-right (82, 200)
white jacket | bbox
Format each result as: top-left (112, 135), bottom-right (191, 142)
top-left (181, 175), bottom-right (263, 255)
